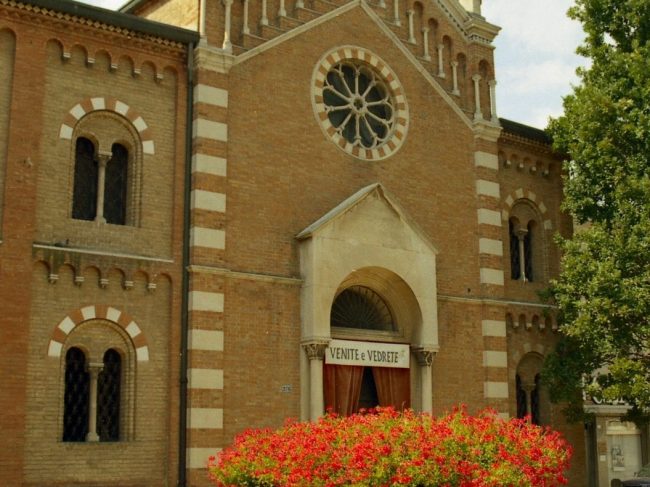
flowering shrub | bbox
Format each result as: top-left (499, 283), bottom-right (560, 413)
top-left (208, 407), bottom-right (572, 486)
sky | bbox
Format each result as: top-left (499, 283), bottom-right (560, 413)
top-left (79, 0), bottom-right (586, 129)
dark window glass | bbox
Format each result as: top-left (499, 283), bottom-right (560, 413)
top-left (97, 349), bottom-right (121, 441)
top-left (104, 144), bottom-right (128, 225)
top-left (72, 138), bottom-right (98, 221)
top-left (509, 220), bottom-right (520, 280)
top-left (531, 374), bottom-right (541, 425)
top-left (524, 223), bottom-right (534, 282)
top-left (330, 286), bottom-right (395, 332)
top-left (63, 347), bottom-right (89, 442)
top-left (515, 374), bottom-right (527, 420)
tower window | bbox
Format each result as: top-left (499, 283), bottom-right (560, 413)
top-left (63, 347), bottom-right (90, 442)
top-left (72, 138), bottom-right (129, 225)
top-left (72, 138), bottom-right (98, 222)
top-left (62, 347), bottom-right (123, 442)
top-left (509, 219), bottom-right (521, 280)
top-left (97, 349), bottom-right (121, 441)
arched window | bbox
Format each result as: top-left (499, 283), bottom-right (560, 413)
top-left (103, 144), bottom-right (128, 225)
top-left (531, 374), bottom-right (541, 425)
top-left (516, 354), bottom-right (547, 425)
top-left (63, 347), bottom-right (90, 442)
top-left (71, 139), bottom-right (129, 226)
top-left (330, 286), bottom-right (395, 332)
top-left (524, 222), bottom-right (534, 281)
top-left (509, 219), bottom-right (520, 280)
top-left (508, 201), bottom-right (545, 283)
top-left (72, 137), bottom-right (98, 222)
top-left (97, 349), bottom-right (121, 441)
top-left (515, 374), bottom-right (527, 420)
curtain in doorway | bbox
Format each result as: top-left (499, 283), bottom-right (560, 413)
top-left (372, 367), bottom-right (410, 410)
top-left (324, 364), bottom-right (363, 416)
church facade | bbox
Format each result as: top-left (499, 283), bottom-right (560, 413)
top-left (1, 0), bottom-right (634, 486)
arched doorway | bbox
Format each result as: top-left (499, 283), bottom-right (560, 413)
top-left (323, 286), bottom-right (410, 415)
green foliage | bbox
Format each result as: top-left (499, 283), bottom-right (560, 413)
top-left (545, 0), bottom-right (650, 419)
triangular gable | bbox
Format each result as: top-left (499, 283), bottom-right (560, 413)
top-left (233, 0), bottom-right (485, 129)
top-left (296, 183), bottom-right (438, 256)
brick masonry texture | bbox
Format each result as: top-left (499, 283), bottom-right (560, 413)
top-left (0, 0), bottom-right (590, 486)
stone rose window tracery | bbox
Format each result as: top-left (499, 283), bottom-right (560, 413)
top-left (323, 63), bottom-right (394, 150)
top-left (313, 47), bottom-right (408, 160)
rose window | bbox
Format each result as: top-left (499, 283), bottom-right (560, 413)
top-left (312, 47), bottom-right (408, 160)
top-left (323, 63), bottom-right (395, 150)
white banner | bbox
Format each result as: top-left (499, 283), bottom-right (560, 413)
top-left (325, 339), bottom-right (410, 369)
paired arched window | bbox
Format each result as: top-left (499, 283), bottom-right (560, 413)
top-left (508, 201), bottom-right (544, 283)
top-left (72, 138), bottom-right (128, 225)
top-left (516, 373), bottom-right (541, 425)
top-left (515, 353), bottom-right (548, 425)
top-left (63, 347), bottom-right (122, 442)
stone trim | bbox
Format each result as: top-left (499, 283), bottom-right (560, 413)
top-left (484, 381), bottom-right (508, 399)
top-left (188, 291), bottom-right (224, 312)
top-left (47, 305), bottom-right (149, 361)
top-left (502, 188), bottom-right (552, 230)
top-left (191, 154), bottom-right (227, 177)
top-left (474, 150), bottom-right (499, 170)
top-left (311, 45), bottom-right (408, 161)
top-left (481, 319), bottom-right (506, 337)
top-left (193, 118), bottom-right (228, 142)
top-left (187, 408), bottom-right (224, 429)
top-left (59, 97), bottom-right (155, 155)
top-left (190, 227), bottom-right (226, 249)
top-left (188, 368), bottom-right (224, 390)
top-left (187, 447), bottom-right (221, 469)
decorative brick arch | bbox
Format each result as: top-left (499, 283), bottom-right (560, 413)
top-left (501, 188), bottom-right (552, 230)
top-left (58, 97), bottom-right (155, 155)
top-left (47, 305), bottom-right (149, 362)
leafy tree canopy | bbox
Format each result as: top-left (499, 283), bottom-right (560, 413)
top-left (544, 0), bottom-right (650, 420)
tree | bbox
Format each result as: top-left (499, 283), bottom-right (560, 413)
top-left (543, 0), bottom-right (650, 419)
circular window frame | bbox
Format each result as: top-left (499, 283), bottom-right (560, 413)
top-left (312, 46), bottom-right (409, 161)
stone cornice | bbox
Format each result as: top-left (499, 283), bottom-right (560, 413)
top-left (1, 0), bottom-right (198, 56)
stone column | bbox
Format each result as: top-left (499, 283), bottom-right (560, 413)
top-left (516, 228), bottom-right (528, 282)
top-left (393, 0), bottom-right (401, 26)
top-left (451, 61), bottom-right (459, 95)
top-left (414, 347), bottom-right (436, 414)
top-left (278, 0), bottom-right (286, 17)
top-left (242, 0), bottom-right (250, 35)
top-left (303, 341), bottom-right (328, 421)
top-left (421, 28), bottom-right (431, 61)
top-left (261, 0), bottom-right (269, 26)
top-left (472, 74), bottom-right (482, 121)
top-left (222, 0), bottom-right (233, 52)
top-left (488, 79), bottom-right (498, 122)
top-left (523, 382), bottom-right (535, 420)
top-left (94, 151), bottom-right (111, 224)
top-left (437, 44), bottom-right (445, 78)
top-left (86, 362), bottom-right (103, 442)
top-left (407, 10), bottom-right (416, 44)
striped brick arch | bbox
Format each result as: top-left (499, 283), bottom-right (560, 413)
top-left (312, 46), bottom-right (409, 161)
top-left (501, 188), bottom-right (553, 231)
top-left (47, 305), bottom-right (149, 362)
top-left (58, 97), bottom-right (155, 155)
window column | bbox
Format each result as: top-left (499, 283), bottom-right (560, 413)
top-left (516, 228), bottom-right (528, 282)
top-left (94, 151), bottom-right (111, 224)
top-left (86, 362), bottom-right (103, 442)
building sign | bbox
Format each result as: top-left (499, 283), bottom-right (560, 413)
top-left (325, 339), bottom-right (410, 368)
